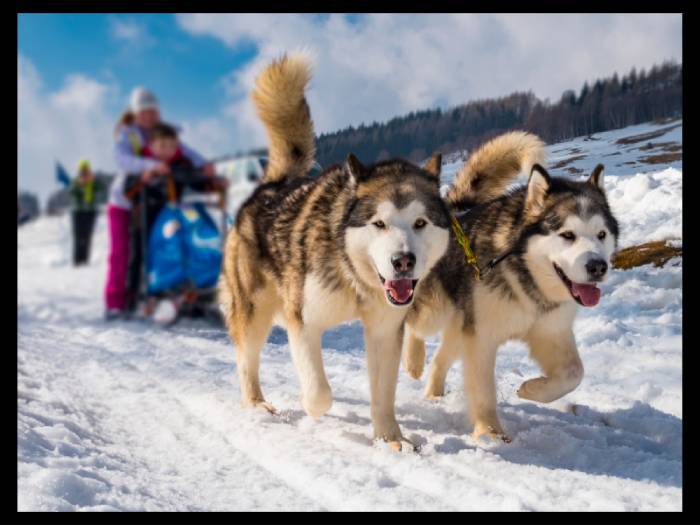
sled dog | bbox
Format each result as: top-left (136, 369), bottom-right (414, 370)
top-left (404, 132), bottom-right (619, 442)
top-left (219, 54), bottom-right (451, 450)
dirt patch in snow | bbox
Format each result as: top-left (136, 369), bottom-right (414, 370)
top-left (615, 124), bottom-right (682, 145)
top-left (637, 141), bottom-right (680, 152)
top-left (613, 240), bottom-right (682, 270)
top-left (551, 155), bottom-right (587, 169)
top-left (639, 153), bottom-right (683, 165)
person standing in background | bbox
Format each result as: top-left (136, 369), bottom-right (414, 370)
top-left (69, 158), bottom-right (104, 266)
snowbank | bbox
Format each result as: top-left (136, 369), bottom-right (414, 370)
top-left (18, 128), bottom-right (682, 510)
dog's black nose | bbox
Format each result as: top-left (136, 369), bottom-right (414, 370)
top-left (391, 252), bottom-right (416, 273)
top-left (586, 259), bottom-right (608, 278)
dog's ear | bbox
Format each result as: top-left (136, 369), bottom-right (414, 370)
top-left (423, 152), bottom-right (442, 180)
top-left (587, 164), bottom-right (605, 193)
top-left (345, 153), bottom-right (367, 183)
top-left (525, 163), bottom-right (551, 216)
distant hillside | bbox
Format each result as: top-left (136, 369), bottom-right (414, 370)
top-left (315, 61), bottom-right (681, 165)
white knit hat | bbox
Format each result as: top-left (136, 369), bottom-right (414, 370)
top-left (129, 86), bottom-right (159, 113)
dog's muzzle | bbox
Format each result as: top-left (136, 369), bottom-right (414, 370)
top-left (553, 263), bottom-right (601, 307)
top-left (378, 274), bottom-right (418, 306)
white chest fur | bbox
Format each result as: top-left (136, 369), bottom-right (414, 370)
top-left (472, 281), bottom-right (537, 343)
top-left (301, 274), bottom-right (360, 329)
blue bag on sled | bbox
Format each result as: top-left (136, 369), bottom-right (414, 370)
top-left (147, 204), bottom-right (187, 294)
top-left (147, 202), bottom-right (222, 294)
top-left (179, 203), bottom-right (222, 289)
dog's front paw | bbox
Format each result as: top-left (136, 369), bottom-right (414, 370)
top-left (378, 435), bottom-right (419, 453)
top-left (517, 377), bottom-right (546, 401)
top-left (517, 376), bottom-right (565, 403)
top-left (518, 362), bottom-right (583, 403)
top-left (373, 421), bottom-right (417, 452)
top-left (242, 399), bottom-right (277, 414)
top-left (301, 384), bottom-right (333, 419)
top-left (405, 358), bottom-right (424, 380)
top-left (472, 422), bottom-right (512, 444)
top-left (424, 382), bottom-right (445, 400)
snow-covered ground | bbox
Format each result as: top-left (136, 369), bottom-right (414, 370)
top-left (18, 121), bottom-right (682, 511)
top-left (442, 118), bottom-right (682, 180)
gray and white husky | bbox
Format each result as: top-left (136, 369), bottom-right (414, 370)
top-left (405, 133), bottom-right (619, 442)
top-left (219, 54), bottom-right (451, 450)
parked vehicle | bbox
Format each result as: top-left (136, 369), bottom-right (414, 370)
top-left (214, 154), bottom-right (322, 221)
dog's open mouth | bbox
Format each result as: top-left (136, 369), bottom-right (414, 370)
top-left (379, 275), bottom-right (418, 306)
top-left (553, 263), bottom-right (600, 307)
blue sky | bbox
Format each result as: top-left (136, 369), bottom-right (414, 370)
top-left (18, 13), bottom-right (682, 203)
top-left (18, 13), bottom-right (258, 121)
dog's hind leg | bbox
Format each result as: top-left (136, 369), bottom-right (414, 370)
top-left (518, 309), bottom-right (583, 403)
top-left (402, 324), bottom-right (426, 380)
top-left (221, 229), bottom-right (278, 413)
top-left (424, 318), bottom-right (461, 399)
top-left (226, 279), bottom-right (278, 414)
top-left (287, 321), bottom-right (333, 419)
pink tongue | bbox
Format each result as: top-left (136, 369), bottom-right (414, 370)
top-left (571, 282), bottom-right (601, 307)
top-left (384, 279), bottom-right (414, 303)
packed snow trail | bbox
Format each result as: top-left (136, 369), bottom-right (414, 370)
top-left (18, 134), bottom-right (681, 510)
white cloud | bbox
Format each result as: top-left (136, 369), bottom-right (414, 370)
top-left (176, 13), bottom-right (682, 151)
top-left (18, 55), bottom-right (119, 205)
top-left (175, 116), bottom-right (240, 160)
top-left (110, 18), bottom-right (144, 42)
top-left (50, 75), bottom-right (110, 111)
top-left (17, 54), bottom-right (229, 205)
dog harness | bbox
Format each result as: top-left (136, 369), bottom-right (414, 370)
top-left (451, 215), bottom-right (482, 280)
top-left (451, 214), bottom-right (515, 280)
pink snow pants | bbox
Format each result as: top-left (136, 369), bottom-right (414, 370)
top-left (104, 204), bottom-right (131, 310)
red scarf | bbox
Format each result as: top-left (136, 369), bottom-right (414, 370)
top-left (141, 144), bottom-right (184, 164)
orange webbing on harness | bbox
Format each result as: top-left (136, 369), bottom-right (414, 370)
top-left (166, 175), bottom-right (177, 204)
top-left (125, 180), bottom-right (144, 201)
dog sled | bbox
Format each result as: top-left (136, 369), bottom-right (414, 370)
top-left (132, 168), bottom-right (228, 326)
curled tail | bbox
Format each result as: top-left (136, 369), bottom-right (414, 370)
top-left (446, 131), bottom-right (546, 208)
top-left (251, 53), bottom-right (315, 184)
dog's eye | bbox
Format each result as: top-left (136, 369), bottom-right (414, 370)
top-left (559, 231), bottom-right (576, 241)
top-left (414, 218), bottom-right (427, 230)
top-left (372, 220), bottom-right (386, 229)
top-left (598, 231), bottom-right (607, 240)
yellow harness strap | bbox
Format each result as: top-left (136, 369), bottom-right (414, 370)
top-left (450, 215), bottom-right (481, 281)
top-left (128, 131), bottom-right (142, 155)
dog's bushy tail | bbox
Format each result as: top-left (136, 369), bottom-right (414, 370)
top-left (446, 131), bottom-right (546, 208)
top-left (251, 53), bottom-right (315, 184)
